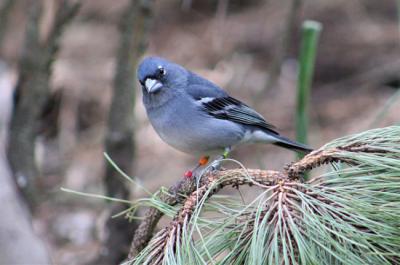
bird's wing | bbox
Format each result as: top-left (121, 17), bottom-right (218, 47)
top-left (186, 79), bottom-right (229, 99)
top-left (202, 97), bottom-right (278, 133)
top-left (185, 76), bottom-right (278, 134)
top-left (195, 95), bottom-right (279, 134)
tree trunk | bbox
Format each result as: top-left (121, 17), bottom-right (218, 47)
top-left (95, 0), bottom-right (154, 264)
top-left (7, 0), bottom-right (80, 209)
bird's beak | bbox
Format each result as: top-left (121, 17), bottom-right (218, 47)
top-left (145, 78), bottom-right (163, 93)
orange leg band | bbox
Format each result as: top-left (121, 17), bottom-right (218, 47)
top-left (198, 156), bottom-right (210, 166)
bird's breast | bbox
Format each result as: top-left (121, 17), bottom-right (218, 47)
top-left (145, 97), bottom-right (199, 153)
top-left (145, 97), bottom-right (244, 154)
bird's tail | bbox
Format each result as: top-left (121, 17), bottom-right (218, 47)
top-left (272, 134), bottom-right (313, 153)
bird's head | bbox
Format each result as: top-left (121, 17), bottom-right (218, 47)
top-left (137, 56), bottom-right (188, 94)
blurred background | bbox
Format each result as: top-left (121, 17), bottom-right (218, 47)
top-left (0, 0), bottom-right (399, 264)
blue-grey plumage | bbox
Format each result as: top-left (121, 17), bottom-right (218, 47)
top-left (137, 56), bottom-right (312, 156)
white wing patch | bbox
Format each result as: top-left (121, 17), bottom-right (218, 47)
top-left (197, 97), bottom-right (215, 103)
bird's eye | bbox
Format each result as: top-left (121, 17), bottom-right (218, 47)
top-left (157, 67), bottom-right (166, 78)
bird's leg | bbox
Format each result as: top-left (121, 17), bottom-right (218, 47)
top-left (184, 155), bottom-right (210, 179)
top-left (222, 147), bottom-right (231, 159)
top-left (210, 147), bottom-right (231, 170)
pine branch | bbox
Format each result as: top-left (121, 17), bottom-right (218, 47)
top-left (128, 176), bottom-right (200, 258)
top-left (128, 169), bottom-right (286, 259)
top-left (287, 129), bottom-right (400, 180)
top-left (126, 126), bottom-right (400, 264)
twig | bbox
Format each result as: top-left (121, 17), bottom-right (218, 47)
top-left (285, 141), bottom-right (392, 180)
top-left (286, 148), bottom-right (341, 179)
top-left (45, 0), bottom-right (81, 56)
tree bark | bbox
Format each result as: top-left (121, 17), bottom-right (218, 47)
top-left (95, 0), bottom-right (154, 264)
top-left (0, 61), bottom-right (50, 265)
top-left (7, 0), bottom-right (80, 209)
top-left (0, 0), bottom-right (15, 51)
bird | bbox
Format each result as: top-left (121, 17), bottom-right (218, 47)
top-left (137, 56), bottom-right (312, 178)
